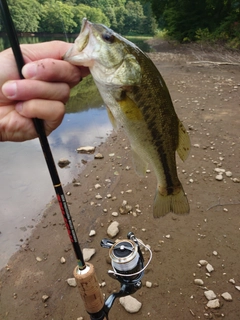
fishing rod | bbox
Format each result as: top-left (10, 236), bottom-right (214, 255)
top-left (0, 1), bottom-right (152, 318)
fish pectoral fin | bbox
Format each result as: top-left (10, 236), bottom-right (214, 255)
top-left (177, 121), bottom-right (191, 162)
top-left (131, 148), bottom-right (148, 177)
top-left (112, 54), bottom-right (142, 86)
top-left (153, 185), bottom-right (190, 217)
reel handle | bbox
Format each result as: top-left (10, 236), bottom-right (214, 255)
top-left (74, 263), bottom-right (105, 316)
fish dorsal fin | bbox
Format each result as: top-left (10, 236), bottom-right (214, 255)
top-left (131, 148), bottom-right (148, 177)
top-left (177, 121), bottom-right (191, 162)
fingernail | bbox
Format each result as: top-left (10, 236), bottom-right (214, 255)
top-left (22, 63), bottom-right (37, 78)
top-left (2, 81), bottom-right (17, 98)
top-left (15, 102), bottom-right (23, 112)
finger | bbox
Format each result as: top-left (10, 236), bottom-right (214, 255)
top-left (2, 79), bottom-right (70, 103)
top-left (15, 99), bottom-right (65, 135)
top-left (22, 59), bottom-right (85, 86)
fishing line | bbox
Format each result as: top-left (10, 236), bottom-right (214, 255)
top-left (0, 0), bottom-right (85, 269)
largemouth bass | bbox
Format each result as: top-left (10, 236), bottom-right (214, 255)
top-left (64, 18), bottom-right (191, 217)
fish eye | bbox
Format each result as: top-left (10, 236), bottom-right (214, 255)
top-left (102, 31), bottom-right (115, 44)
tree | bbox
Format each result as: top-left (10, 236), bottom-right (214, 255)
top-left (8, 0), bottom-right (41, 32)
top-left (39, 0), bottom-right (77, 33)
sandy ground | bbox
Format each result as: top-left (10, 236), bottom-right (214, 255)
top-left (0, 40), bottom-right (240, 320)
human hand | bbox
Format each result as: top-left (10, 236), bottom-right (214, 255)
top-left (0, 41), bottom-right (89, 142)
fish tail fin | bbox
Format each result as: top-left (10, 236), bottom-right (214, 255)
top-left (153, 186), bottom-right (190, 218)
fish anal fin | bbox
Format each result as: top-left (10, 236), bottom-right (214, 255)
top-left (131, 148), bottom-right (148, 177)
top-left (177, 121), bottom-right (191, 162)
top-left (153, 185), bottom-right (190, 217)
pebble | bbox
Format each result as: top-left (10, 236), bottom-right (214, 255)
top-left (146, 281), bottom-right (152, 288)
top-left (60, 257), bottom-right (66, 264)
top-left (119, 295), bottom-right (142, 313)
top-left (194, 279), bottom-right (204, 285)
top-left (58, 158), bottom-right (70, 168)
top-left (212, 251), bottom-right (218, 256)
top-left (95, 194), bottom-right (102, 200)
top-left (221, 292), bottom-right (232, 301)
top-left (107, 221), bottom-right (120, 238)
top-left (206, 263), bottom-right (214, 273)
top-left (207, 299), bottom-right (220, 309)
top-left (225, 171), bottom-right (232, 177)
top-left (77, 146), bottom-right (95, 154)
top-left (229, 278), bottom-right (235, 284)
top-left (199, 259), bottom-right (208, 266)
top-left (215, 174), bottom-right (223, 181)
top-left (42, 295), bottom-right (50, 302)
top-left (83, 248), bottom-right (96, 262)
top-left (94, 153), bottom-right (104, 159)
top-left (235, 286), bottom-right (240, 291)
top-left (66, 278), bottom-right (77, 287)
top-left (36, 257), bottom-right (42, 262)
top-left (165, 234), bottom-right (171, 239)
top-left (204, 290), bottom-right (217, 300)
top-left (111, 212), bottom-right (118, 217)
top-left (94, 184), bottom-right (101, 189)
top-left (89, 230), bottom-right (96, 237)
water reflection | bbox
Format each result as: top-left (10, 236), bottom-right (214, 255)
top-left (0, 76), bottom-right (112, 269)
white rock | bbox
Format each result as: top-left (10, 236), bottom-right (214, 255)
top-left (107, 221), bottom-right (120, 238)
top-left (215, 174), bottom-right (223, 181)
top-left (225, 171), bottom-right (232, 177)
top-left (94, 153), bottom-right (104, 159)
top-left (111, 212), bottom-right (118, 217)
top-left (42, 294), bottom-right (50, 302)
top-left (199, 259), bottom-right (208, 266)
top-left (214, 168), bottom-right (225, 173)
top-left (77, 146), bottom-right (95, 153)
top-left (95, 184), bottom-right (101, 189)
top-left (204, 290), bottom-right (217, 300)
top-left (206, 263), bottom-right (214, 273)
top-left (89, 230), bottom-right (96, 237)
top-left (194, 279), bottom-right (204, 285)
top-left (83, 248), bottom-right (96, 262)
top-left (95, 194), bottom-right (102, 200)
top-left (212, 251), bottom-right (218, 256)
top-left (165, 234), bottom-right (171, 239)
top-left (229, 279), bottom-right (235, 284)
top-left (60, 257), bottom-right (66, 264)
top-left (119, 295), bottom-right (142, 313)
top-left (221, 292), bottom-right (232, 301)
top-left (36, 257), bottom-right (42, 262)
top-left (146, 281), bottom-right (152, 288)
top-left (67, 278), bottom-right (77, 287)
top-left (235, 286), bottom-right (240, 291)
top-left (207, 299), bottom-right (220, 309)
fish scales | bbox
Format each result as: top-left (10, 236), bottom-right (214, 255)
top-left (64, 19), bottom-right (191, 217)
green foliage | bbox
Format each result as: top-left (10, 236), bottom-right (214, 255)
top-left (3, 0), bottom-right (157, 36)
top-left (8, 0), bottom-right (41, 32)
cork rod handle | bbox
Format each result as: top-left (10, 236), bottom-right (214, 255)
top-left (74, 263), bottom-right (104, 314)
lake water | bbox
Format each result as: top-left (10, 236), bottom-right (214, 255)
top-left (0, 35), bottom-right (152, 269)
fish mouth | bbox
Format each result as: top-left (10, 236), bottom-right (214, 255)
top-left (63, 18), bottom-right (92, 65)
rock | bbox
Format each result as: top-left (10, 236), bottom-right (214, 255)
top-left (42, 295), bottom-right (50, 302)
top-left (58, 158), bottom-right (70, 168)
top-left (204, 290), bottom-right (217, 300)
top-left (206, 263), bottom-right (214, 273)
top-left (94, 153), bottom-right (104, 159)
top-left (119, 295), bottom-right (142, 313)
top-left (111, 212), bottom-right (118, 217)
top-left (194, 279), bottom-right (204, 285)
top-left (212, 251), bottom-right (218, 256)
top-left (66, 278), bottom-right (77, 287)
top-left (235, 286), bottom-right (240, 291)
top-left (225, 171), bottom-right (232, 177)
top-left (95, 194), bottom-right (102, 200)
top-left (36, 257), bottom-right (42, 262)
top-left (83, 248), bottom-right (96, 262)
top-left (95, 184), bottom-right (101, 189)
top-left (229, 279), bottom-right (235, 284)
top-left (89, 230), bottom-right (96, 237)
top-left (146, 281), bottom-right (152, 288)
top-left (207, 299), bottom-right (220, 309)
top-left (107, 221), bottom-right (120, 238)
top-left (77, 146), bottom-right (95, 154)
top-left (199, 259), bottom-right (208, 266)
top-left (215, 174), bottom-right (223, 181)
top-left (221, 292), bottom-right (232, 301)
top-left (60, 257), bottom-right (66, 264)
